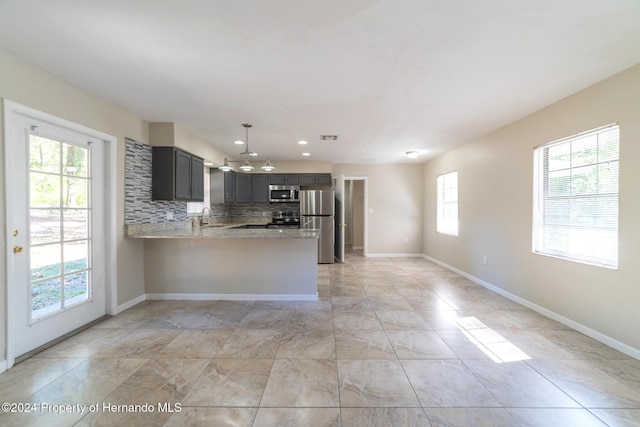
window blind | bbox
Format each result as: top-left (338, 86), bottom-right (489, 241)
top-left (533, 124), bottom-right (619, 269)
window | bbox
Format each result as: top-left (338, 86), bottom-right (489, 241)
top-left (533, 124), bottom-right (619, 269)
top-left (437, 171), bottom-right (458, 236)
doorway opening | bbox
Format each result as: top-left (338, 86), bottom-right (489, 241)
top-left (344, 177), bottom-right (368, 258)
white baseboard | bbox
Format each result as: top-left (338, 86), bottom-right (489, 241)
top-left (366, 253), bottom-right (424, 258)
top-left (115, 294), bottom-right (147, 314)
top-left (422, 254), bottom-right (640, 361)
top-left (0, 359), bottom-right (7, 374)
top-left (145, 293), bottom-right (318, 302)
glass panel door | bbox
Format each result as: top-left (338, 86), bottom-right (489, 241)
top-left (29, 134), bottom-right (92, 321)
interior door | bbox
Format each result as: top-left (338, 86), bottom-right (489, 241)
top-left (5, 108), bottom-right (106, 360)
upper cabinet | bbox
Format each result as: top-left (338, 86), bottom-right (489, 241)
top-left (251, 174), bottom-right (270, 203)
top-left (269, 174), bottom-right (299, 185)
top-left (210, 169), bottom-right (235, 203)
top-left (270, 173), bottom-right (331, 186)
top-left (211, 171), bottom-right (269, 203)
top-left (300, 173), bottom-right (332, 186)
top-left (152, 147), bottom-right (204, 201)
top-left (235, 173), bottom-right (251, 203)
top-left (234, 173), bottom-right (270, 203)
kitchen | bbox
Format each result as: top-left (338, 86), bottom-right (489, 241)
top-left (125, 133), bottom-right (338, 300)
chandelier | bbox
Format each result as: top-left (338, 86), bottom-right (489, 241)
top-left (219, 123), bottom-right (275, 172)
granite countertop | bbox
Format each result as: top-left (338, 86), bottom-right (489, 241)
top-left (126, 222), bottom-right (319, 240)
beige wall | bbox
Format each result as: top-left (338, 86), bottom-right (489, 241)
top-left (0, 50), bottom-right (149, 362)
top-left (333, 164), bottom-right (423, 255)
top-left (423, 64), bottom-right (640, 353)
top-left (149, 122), bottom-right (231, 166)
top-left (249, 161), bottom-right (333, 174)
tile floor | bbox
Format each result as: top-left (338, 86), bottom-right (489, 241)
top-left (1, 251), bottom-right (640, 426)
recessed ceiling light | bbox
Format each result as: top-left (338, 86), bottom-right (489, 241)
top-left (405, 151), bottom-right (419, 159)
top-left (298, 140), bottom-right (308, 145)
top-left (302, 152), bottom-right (311, 156)
top-left (204, 161), bottom-right (214, 167)
top-left (234, 140), bottom-right (245, 145)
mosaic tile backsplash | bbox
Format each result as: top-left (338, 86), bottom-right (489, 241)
top-left (125, 138), bottom-right (188, 224)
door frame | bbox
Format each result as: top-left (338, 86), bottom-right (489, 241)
top-left (3, 99), bottom-right (118, 369)
top-left (335, 175), bottom-right (368, 261)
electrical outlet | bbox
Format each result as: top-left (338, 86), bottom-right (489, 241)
top-left (166, 212), bottom-right (174, 220)
top-left (482, 255), bottom-right (488, 265)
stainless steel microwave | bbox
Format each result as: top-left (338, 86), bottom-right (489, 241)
top-left (269, 185), bottom-right (300, 203)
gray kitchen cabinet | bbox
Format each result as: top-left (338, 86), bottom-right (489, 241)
top-left (236, 173), bottom-right (269, 203)
top-left (269, 174), bottom-right (286, 185)
top-left (252, 174), bottom-right (270, 202)
top-left (210, 169), bottom-right (236, 203)
top-left (300, 173), bottom-right (332, 186)
top-left (191, 156), bottom-right (204, 200)
top-left (315, 173), bottom-right (332, 185)
top-left (152, 146), bottom-right (204, 201)
top-left (269, 174), bottom-right (301, 185)
top-left (271, 173), bottom-right (331, 186)
top-left (284, 174), bottom-right (300, 185)
top-left (235, 173), bottom-right (252, 203)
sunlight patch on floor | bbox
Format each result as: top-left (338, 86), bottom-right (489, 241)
top-left (456, 316), bottom-right (530, 363)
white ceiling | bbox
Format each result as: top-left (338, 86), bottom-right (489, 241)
top-left (1, 1), bottom-right (639, 165)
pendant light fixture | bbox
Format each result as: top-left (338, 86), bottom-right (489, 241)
top-left (260, 158), bottom-right (275, 171)
top-left (218, 158), bottom-right (233, 171)
top-left (238, 123), bottom-right (255, 171)
top-left (219, 123), bottom-right (275, 172)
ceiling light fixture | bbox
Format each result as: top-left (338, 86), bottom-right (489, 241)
top-left (239, 158), bottom-right (254, 172)
top-left (218, 158), bottom-right (233, 171)
top-left (220, 123), bottom-right (275, 172)
top-left (298, 140), bottom-right (308, 145)
top-left (405, 150), bottom-right (419, 159)
top-left (260, 158), bottom-right (275, 171)
top-left (302, 152), bottom-right (311, 157)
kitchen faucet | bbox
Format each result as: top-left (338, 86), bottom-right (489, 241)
top-left (201, 206), bottom-right (210, 226)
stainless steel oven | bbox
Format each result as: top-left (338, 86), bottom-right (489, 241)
top-left (269, 185), bottom-right (300, 203)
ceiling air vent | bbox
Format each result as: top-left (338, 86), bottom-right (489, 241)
top-left (321, 135), bottom-right (338, 141)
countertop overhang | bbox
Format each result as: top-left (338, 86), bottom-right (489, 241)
top-left (126, 223), bottom-right (319, 239)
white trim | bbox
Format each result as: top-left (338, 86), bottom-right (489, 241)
top-left (0, 359), bottom-right (7, 374)
top-left (105, 136), bottom-right (118, 315)
top-left (422, 254), bottom-right (640, 361)
top-left (116, 294), bottom-right (147, 314)
top-left (366, 253), bottom-right (424, 258)
top-left (145, 293), bottom-right (318, 302)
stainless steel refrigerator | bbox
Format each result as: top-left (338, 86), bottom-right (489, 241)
top-left (301, 189), bottom-right (335, 264)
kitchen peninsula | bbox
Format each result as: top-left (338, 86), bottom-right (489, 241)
top-left (127, 223), bottom-right (319, 300)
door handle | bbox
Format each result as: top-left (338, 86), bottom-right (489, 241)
top-left (14, 245), bottom-right (23, 253)
top-left (339, 223), bottom-right (347, 227)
